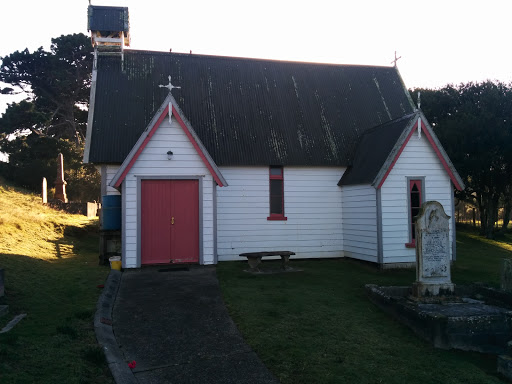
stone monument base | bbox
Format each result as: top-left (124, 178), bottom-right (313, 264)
top-left (366, 284), bottom-right (512, 354)
top-left (412, 282), bottom-right (455, 297)
top-left (498, 354), bottom-right (512, 380)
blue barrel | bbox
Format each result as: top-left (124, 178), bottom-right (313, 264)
top-left (102, 195), bottom-right (121, 230)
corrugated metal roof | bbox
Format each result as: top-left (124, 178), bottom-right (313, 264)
top-left (88, 50), bottom-right (415, 165)
top-left (88, 5), bottom-right (129, 32)
top-left (338, 113), bottom-right (416, 186)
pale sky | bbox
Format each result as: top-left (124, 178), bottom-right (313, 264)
top-left (1, 0), bottom-right (511, 115)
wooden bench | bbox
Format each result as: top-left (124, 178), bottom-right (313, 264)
top-left (239, 251), bottom-right (296, 271)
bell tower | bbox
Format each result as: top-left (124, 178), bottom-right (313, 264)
top-left (87, 4), bottom-right (130, 49)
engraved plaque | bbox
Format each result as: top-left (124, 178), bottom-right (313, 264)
top-left (415, 201), bottom-right (451, 283)
top-left (421, 230), bottom-right (449, 277)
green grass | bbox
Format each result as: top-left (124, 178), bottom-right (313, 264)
top-left (3, 180), bottom-right (510, 383)
top-left (0, 182), bottom-right (112, 384)
top-left (452, 229), bottom-right (512, 286)
top-left (217, 229), bottom-right (512, 384)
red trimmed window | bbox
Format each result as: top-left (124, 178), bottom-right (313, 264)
top-left (406, 179), bottom-right (423, 247)
top-left (267, 166), bottom-right (287, 221)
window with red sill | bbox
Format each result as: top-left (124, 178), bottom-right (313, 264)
top-left (406, 179), bottom-right (423, 247)
top-left (267, 166), bottom-right (287, 220)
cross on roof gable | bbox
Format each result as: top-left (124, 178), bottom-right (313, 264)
top-left (109, 93), bottom-right (227, 188)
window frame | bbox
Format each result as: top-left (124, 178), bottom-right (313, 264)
top-left (405, 177), bottom-right (425, 248)
top-left (267, 166), bottom-right (287, 221)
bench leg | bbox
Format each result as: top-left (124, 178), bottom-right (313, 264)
top-left (281, 255), bottom-right (290, 270)
top-left (247, 257), bottom-right (262, 272)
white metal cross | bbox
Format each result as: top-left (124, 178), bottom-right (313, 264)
top-left (159, 75), bottom-right (181, 92)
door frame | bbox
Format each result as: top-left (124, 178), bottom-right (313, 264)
top-left (136, 176), bottom-right (203, 266)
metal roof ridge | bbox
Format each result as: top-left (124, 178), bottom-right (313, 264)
top-left (121, 49), bottom-right (398, 68)
top-left (89, 5), bottom-right (128, 10)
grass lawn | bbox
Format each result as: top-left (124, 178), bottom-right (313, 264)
top-left (0, 183), bottom-right (112, 384)
top-left (217, 229), bottom-right (512, 384)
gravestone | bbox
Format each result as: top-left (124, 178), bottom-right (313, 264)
top-left (42, 177), bottom-right (48, 204)
top-left (412, 201), bottom-right (454, 297)
top-left (54, 153), bottom-right (68, 203)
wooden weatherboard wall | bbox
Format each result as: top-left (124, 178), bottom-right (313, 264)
top-left (216, 166), bottom-right (345, 261)
top-left (340, 185), bottom-right (378, 262)
top-left (103, 165), bottom-right (121, 196)
top-left (119, 115), bottom-right (215, 268)
top-left (380, 130), bottom-right (453, 264)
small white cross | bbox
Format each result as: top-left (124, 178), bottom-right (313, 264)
top-left (159, 75), bottom-right (181, 92)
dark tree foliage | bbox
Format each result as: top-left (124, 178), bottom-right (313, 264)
top-left (412, 81), bottom-right (512, 238)
top-left (0, 100), bottom-right (48, 136)
top-left (0, 33), bottom-right (99, 201)
top-left (0, 33), bottom-right (93, 144)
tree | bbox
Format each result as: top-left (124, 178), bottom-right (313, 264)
top-left (413, 81), bottom-right (512, 238)
top-left (0, 33), bottom-right (99, 201)
top-left (0, 33), bottom-right (92, 144)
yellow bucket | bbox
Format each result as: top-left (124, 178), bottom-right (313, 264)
top-left (109, 256), bottom-right (122, 271)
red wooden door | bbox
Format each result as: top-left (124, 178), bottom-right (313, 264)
top-left (141, 180), bottom-right (199, 264)
top-left (170, 180), bottom-right (199, 263)
top-left (141, 180), bottom-right (171, 264)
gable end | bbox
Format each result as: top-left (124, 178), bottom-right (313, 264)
top-left (375, 112), bottom-right (464, 191)
top-left (110, 95), bottom-right (227, 188)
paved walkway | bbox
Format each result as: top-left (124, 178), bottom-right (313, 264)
top-left (111, 266), bottom-right (277, 384)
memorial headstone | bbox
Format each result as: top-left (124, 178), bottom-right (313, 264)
top-left (42, 177), bottom-right (48, 204)
top-left (54, 153), bottom-right (68, 203)
top-left (412, 201), bottom-right (455, 297)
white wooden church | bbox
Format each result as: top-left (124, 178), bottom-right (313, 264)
top-left (84, 5), bottom-right (464, 269)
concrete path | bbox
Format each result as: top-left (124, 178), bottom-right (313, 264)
top-left (112, 266), bottom-right (278, 384)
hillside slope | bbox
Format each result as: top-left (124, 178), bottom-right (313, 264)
top-left (0, 182), bottom-right (95, 260)
top-left (0, 182), bottom-right (112, 384)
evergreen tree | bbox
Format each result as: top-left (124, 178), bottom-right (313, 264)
top-left (0, 33), bottom-right (99, 201)
top-left (413, 81), bottom-right (512, 238)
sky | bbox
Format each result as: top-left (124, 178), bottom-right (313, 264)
top-left (0, 0), bottom-right (511, 115)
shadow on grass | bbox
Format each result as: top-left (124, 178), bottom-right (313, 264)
top-left (0, 228), bottom-right (111, 383)
top-left (45, 221), bottom-right (100, 260)
top-left (62, 221), bottom-right (99, 238)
